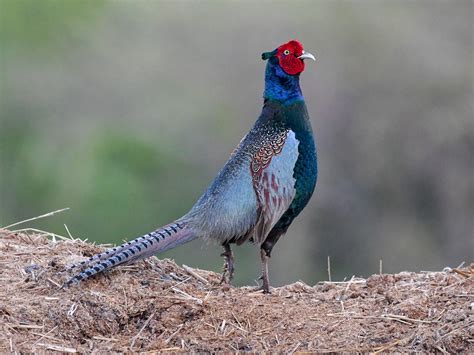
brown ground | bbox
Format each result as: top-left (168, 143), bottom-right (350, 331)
top-left (0, 229), bottom-right (472, 353)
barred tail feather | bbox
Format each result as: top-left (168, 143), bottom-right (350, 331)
top-left (66, 234), bottom-right (149, 271)
top-left (63, 221), bottom-right (196, 288)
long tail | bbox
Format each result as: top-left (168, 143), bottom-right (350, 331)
top-left (63, 221), bottom-right (196, 288)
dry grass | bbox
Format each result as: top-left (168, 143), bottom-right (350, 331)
top-left (0, 229), bottom-right (472, 353)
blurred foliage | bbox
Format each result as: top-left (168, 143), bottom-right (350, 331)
top-left (0, 0), bottom-right (104, 50)
top-left (1, 0), bottom-right (472, 286)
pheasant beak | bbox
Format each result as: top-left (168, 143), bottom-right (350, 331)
top-left (298, 51), bottom-right (316, 61)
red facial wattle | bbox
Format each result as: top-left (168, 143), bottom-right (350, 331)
top-left (277, 40), bottom-right (305, 75)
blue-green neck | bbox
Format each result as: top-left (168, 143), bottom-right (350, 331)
top-left (263, 57), bottom-right (303, 104)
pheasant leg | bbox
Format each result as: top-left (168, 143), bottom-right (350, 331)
top-left (259, 248), bottom-right (271, 293)
top-left (220, 243), bottom-right (234, 285)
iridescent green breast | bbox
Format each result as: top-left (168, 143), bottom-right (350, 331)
top-left (266, 100), bottom-right (318, 237)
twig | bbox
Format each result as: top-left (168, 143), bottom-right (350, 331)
top-left (47, 278), bottom-right (61, 288)
top-left (130, 311), bottom-right (155, 349)
top-left (372, 338), bottom-right (403, 354)
top-left (7, 324), bottom-right (44, 329)
top-left (228, 321), bottom-right (248, 334)
top-left (372, 334), bottom-right (413, 354)
top-left (2, 208), bottom-right (70, 229)
top-left (182, 264), bottom-right (209, 285)
top-left (382, 315), bottom-right (412, 325)
top-left (31, 332), bottom-right (62, 343)
top-left (452, 268), bottom-right (472, 278)
top-left (231, 311), bottom-right (247, 332)
top-left (171, 287), bottom-right (203, 304)
top-left (11, 228), bottom-right (69, 241)
top-left (254, 319), bottom-right (285, 335)
top-left (384, 313), bottom-right (439, 324)
top-left (164, 277), bottom-right (192, 292)
top-left (444, 276), bottom-right (473, 290)
top-left (93, 336), bottom-right (119, 342)
top-left (32, 326), bottom-right (59, 345)
top-left (290, 341), bottom-right (301, 354)
top-left (327, 256), bottom-right (332, 281)
top-left (319, 280), bottom-right (366, 285)
top-left (436, 323), bottom-right (471, 342)
top-left (64, 224), bottom-right (74, 240)
top-left (36, 343), bottom-right (77, 353)
top-left (379, 259), bottom-right (383, 275)
top-left (325, 312), bottom-right (439, 325)
top-left (337, 275), bottom-right (355, 302)
top-left (344, 275), bottom-right (355, 293)
top-left (164, 324), bottom-right (184, 344)
top-left (435, 345), bottom-right (450, 354)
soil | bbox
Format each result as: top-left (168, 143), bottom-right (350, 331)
top-left (0, 229), bottom-right (472, 353)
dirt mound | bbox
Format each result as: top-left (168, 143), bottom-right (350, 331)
top-left (0, 229), bottom-right (472, 353)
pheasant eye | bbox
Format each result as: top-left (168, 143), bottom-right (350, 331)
top-left (283, 49), bottom-right (290, 55)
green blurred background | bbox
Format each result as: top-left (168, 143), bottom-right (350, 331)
top-left (1, 0), bottom-right (472, 286)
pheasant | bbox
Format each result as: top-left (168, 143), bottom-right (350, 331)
top-left (64, 40), bottom-right (317, 293)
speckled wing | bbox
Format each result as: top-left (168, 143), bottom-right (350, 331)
top-left (184, 128), bottom-right (299, 246)
top-left (250, 129), bottom-right (299, 244)
top-left (183, 133), bottom-right (260, 243)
